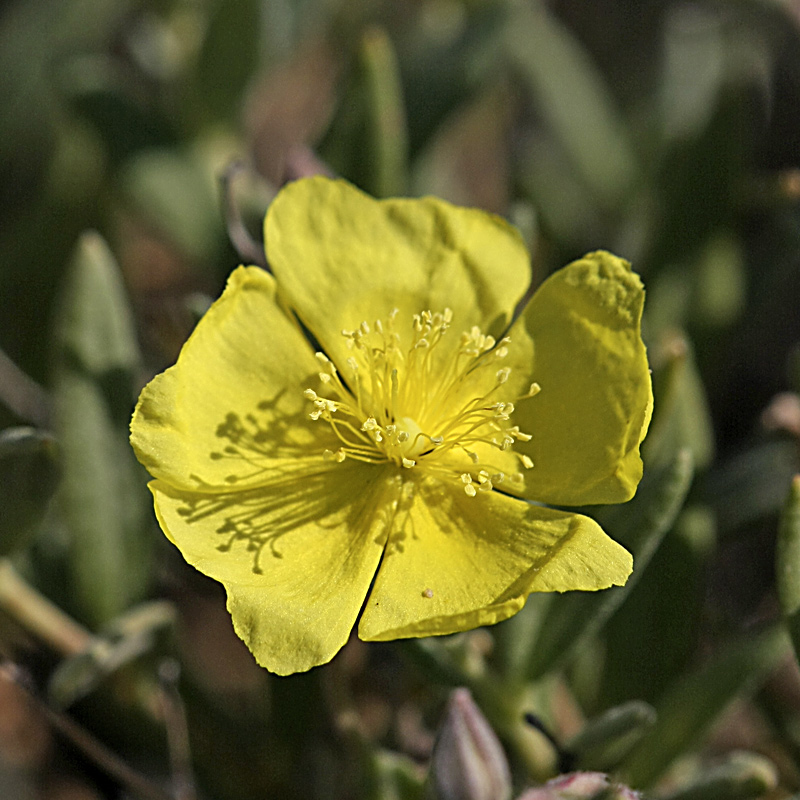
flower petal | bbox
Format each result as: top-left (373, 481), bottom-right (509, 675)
top-left (514, 252), bottom-right (653, 506)
top-left (150, 463), bottom-right (396, 674)
top-left (357, 481), bottom-right (631, 641)
top-left (131, 266), bottom-right (336, 492)
top-left (264, 177), bottom-right (531, 371)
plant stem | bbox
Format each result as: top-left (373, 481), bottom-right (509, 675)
top-left (0, 558), bottom-right (92, 655)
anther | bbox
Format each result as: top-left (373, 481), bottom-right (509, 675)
top-left (304, 307), bottom-right (539, 493)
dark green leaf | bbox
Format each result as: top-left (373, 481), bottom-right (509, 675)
top-left (521, 449), bottom-right (694, 681)
top-left (0, 427), bottom-right (61, 556)
top-left (777, 475), bottom-right (800, 663)
top-left (620, 627), bottom-right (788, 789)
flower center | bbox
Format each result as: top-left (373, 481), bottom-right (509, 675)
top-left (304, 309), bottom-right (539, 496)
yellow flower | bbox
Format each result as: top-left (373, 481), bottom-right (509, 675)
top-left (130, 177), bottom-right (652, 676)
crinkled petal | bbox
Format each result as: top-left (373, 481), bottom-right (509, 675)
top-left (150, 463), bottom-right (396, 674)
top-left (514, 251), bottom-right (653, 506)
top-left (131, 266), bottom-right (336, 492)
top-left (265, 177), bottom-right (531, 373)
top-left (357, 481), bottom-right (631, 641)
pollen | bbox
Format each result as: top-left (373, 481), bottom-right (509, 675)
top-left (305, 309), bottom-right (539, 495)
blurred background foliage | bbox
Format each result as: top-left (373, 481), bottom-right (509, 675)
top-left (3, 0), bottom-right (800, 798)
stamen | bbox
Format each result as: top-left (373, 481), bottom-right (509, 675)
top-left (303, 309), bottom-right (540, 495)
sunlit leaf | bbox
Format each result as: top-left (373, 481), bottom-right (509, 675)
top-left (53, 231), bottom-right (152, 626)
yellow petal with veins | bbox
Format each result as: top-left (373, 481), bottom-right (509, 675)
top-left (358, 478), bottom-right (631, 641)
top-left (265, 176), bottom-right (531, 377)
top-left (151, 464), bottom-right (396, 675)
top-left (515, 251), bottom-right (653, 506)
top-left (130, 267), bottom-right (335, 492)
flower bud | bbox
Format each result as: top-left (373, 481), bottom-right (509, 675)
top-left (515, 772), bottom-right (639, 800)
top-left (427, 688), bottom-right (511, 800)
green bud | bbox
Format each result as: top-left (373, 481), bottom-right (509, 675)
top-left (659, 752), bottom-right (777, 800)
top-left (567, 701), bottom-right (656, 770)
top-left (427, 688), bottom-right (511, 800)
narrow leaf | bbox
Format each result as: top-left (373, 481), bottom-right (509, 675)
top-left (53, 231), bottom-right (151, 626)
top-left (361, 26), bottom-right (408, 198)
top-left (776, 474), bottom-right (800, 662)
top-left (645, 331), bottom-right (714, 471)
top-left (505, 1), bottom-right (638, 212)
top-left (659, 751), bottom-right (778, 800)
top-left (620, 626), bottom-right (788, 789)
top-left (0, 427), bottom-right (60, 556)
top-left (522, 449), bottom-right (694, 681)
top-left (567, 701), bottom-right (657, 772)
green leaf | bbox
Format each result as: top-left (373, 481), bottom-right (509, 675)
top-left (595, 504), bottom-right (715, 707)
top-left (519, 449), bottom-right (694, 681)
top-left (320, 27), bottom-right (408, 198)
top-left (659, 751), bottom-right (778, 800)
top-left (710, 440), bottom-right (799, 537)
top-left (777, 475), bottom-right (800, 663)
top-left (691, 231), bottom-right (746, 330)
top-left (48, 600), bottom-right (176, 708)
top-left (411, 82), bottom-right (514, 214)
top-left (120, 148), bottom-right (223, 266)
top-left (567, 701), bottom-right (657, 772)
top-left (0, 427), bottom-right (61, 556)
top-left (364, 750), bottom-right (424, 800)
top-left (192, 0), bottom-right (261, 125)
top-left (505, 1), bottom-right (638, 213)
top-left (361, 26), bottom-right (408, 199)
top-left (53, 231), bottom-right (151, 626)
top-left (644, 332), bottom-right (714, 471)
top-left (620, 626), bottom-right (789, 789)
